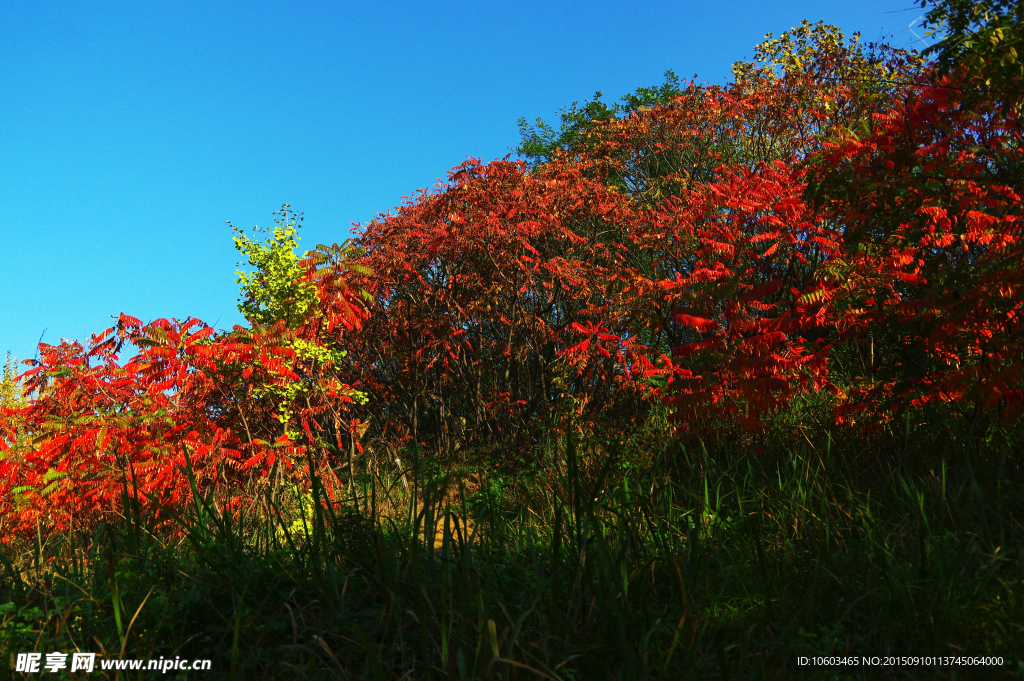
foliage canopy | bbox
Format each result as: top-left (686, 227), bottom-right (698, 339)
top-left (1, 16), bottom-right (1022, 541)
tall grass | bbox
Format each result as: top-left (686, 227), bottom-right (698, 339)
top-left (2, 401), bottom-right (1023, 679)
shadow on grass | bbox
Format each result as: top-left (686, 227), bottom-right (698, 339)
top-left (3, 411), bottom-right (1023, 679)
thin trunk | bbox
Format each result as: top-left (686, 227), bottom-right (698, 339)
top-left (350, 428), bottom-right (360, 513)
top-left (870, 333), bottom-right (875, 377)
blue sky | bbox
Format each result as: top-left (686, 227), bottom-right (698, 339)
top-left (2, 0), bottom-right (928, 366)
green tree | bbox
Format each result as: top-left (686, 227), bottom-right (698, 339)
top-left (231, 204), bottom-right (319, 329)
top-left (0, 352), bottom-right (27, 449)
top-left (515, 70), bottom-right (686, 167)
top-left (921, 0), bottom-right (1024, 109)
top-left (0, 353), bottom-right (25, 411)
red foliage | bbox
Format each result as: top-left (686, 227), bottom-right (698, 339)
top-left (3, 30), bottom-right (1021, 541)
top-left (811, 72), bottom-right (1024, 425)
top-left (343, 88), bottom-right (850, 448)
top-left (0, 251), bottom-right (367, 541)
top-left (342, 37), bottom-right (1021, 447)
top-left (343, 157), bottom-right (663, 459)
top-left (652, 161), bottom-right (839, 431)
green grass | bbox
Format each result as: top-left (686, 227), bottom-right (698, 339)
top-left (2, 404), bottom-right (1023, 679)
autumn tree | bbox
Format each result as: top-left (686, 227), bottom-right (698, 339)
top-left (0, 209), bottom-right (369, 541)
top-left (806, 64), bottom-right (1024, 430)
top-left (340, 25), bottom-right (929, 459)
top-left (343, 158), bottom-right (656, 466)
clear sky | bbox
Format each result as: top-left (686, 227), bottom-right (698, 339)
top-left (2, 0), bottom-right (929, 366)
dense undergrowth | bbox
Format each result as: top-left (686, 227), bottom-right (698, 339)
top-left (3, 397), bottom-right (1022, 680)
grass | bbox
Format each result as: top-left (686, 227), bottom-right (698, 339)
top-left (2, 401), bottom-right (1023, 679)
